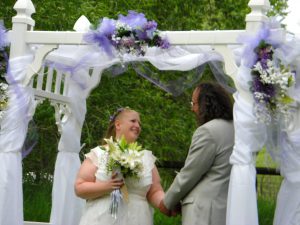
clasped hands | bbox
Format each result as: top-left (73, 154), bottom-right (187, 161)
top-left (158, 200), bottom-right (181, 217)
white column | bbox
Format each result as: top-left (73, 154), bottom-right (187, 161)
top-left (10, 0), bottom-right (35, 59)
top-left (2, 2), bottom-right (36, 225)
top-left (245, 0), bottom-right (270, 32)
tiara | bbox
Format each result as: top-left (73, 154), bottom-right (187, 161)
top-left (109, 107), bottom-right (131, 122)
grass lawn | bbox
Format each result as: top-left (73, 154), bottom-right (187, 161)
top-left (23, 148), bottom-right (281, 224)
top-left (23, 180), bottom-right (277, 225)
top-left (256, 148), bottom-right (280, 168)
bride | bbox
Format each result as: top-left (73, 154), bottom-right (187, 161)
top-left (75, 107), bottom-right (165, 225)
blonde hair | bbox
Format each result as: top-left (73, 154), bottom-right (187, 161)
top-left (101, 107), bottom-right (137, 144)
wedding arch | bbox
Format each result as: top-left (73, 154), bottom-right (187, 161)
top-left (0, 0), bottom-right (300, 225)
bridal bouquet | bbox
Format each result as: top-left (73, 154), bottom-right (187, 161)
top-left (85, 10), bottom-right (170, 57)
top-left (103, 136), bottom-right (144, 218)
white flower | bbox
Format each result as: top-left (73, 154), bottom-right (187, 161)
top-left (0, 82), bottom-right (9, 112)
top-left (116, 22), bottom-right (132, 31)
top-left (104, 136), bottom-right (144, 179)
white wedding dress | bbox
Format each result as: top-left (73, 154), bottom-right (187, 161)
top-left (79, 146), bottom-right (156, 225)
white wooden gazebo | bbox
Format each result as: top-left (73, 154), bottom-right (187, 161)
top-left (1, 0), bottom-right (300, 225)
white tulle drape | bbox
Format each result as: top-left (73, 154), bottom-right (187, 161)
top-left (273, 109), bottom-right (300, 225)
top-left (49, 68), bottom-right (89, 225)
top-left (0, 55), bottom-right (36, 225)
top-left (47, 44), bottom-right (223, 73)
top-left (226, 86), bottom-right (267, 225)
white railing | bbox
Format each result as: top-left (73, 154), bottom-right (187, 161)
top-left (31, 66), bottom-right (70, 104)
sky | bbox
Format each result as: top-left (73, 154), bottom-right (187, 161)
top-left (283, 0), bottom-right (300, 36)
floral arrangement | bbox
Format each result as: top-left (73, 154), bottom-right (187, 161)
top-left (103, 136), bottom-right (144, 218)
top-left (84, 10), bottom-right (170, 57)
top-left (104, 135), bottom-right (143, 179)
top-left (0, 21), bottom-right (8, 122)
top-left (250, 40), bottom-right (295, 124)
top-left (239, 20), bottom-right (297, 124)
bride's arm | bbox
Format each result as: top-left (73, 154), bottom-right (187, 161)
top-left (74, 158), bottom-right (124, 200)
top-left (146, 166), bottom-right (165, 208)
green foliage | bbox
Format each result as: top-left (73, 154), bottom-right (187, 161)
top-left (258, 197), bottom-right (277, 225)
top-left (268, 0), bottom-right (288, 18)
top-left (22, 101), bottom-right (57, 182)
top-left (154, 208), bottom-right (181, 225)
top-left (23, 181), bottom-right (52, 221)
top-left (0, 1), bottom-right (15, 29)
top-left (0, 0), bottom-right (287, 30)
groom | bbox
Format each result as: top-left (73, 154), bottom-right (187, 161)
top-left (159, 82), bottom-right (234, 225)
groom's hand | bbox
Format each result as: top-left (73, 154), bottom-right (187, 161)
top-left (158, 200), bottom-right (171, 217)
top-left (171, 203), bottom-right (181, 216)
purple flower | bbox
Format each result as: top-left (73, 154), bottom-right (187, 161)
top-left (135, 30), bottom-right (148, 41)
top-left (238, 19), bottom-right (282, 68)
top-left (158, 38), bottom-right (170, 49)
top-left (118, 11), bottom-right (147, 29)
top-left (252, 76), bottom-right (264, 92)
top-left (85, 11), bottom-right (170, 57)
top-left (252, 76), bottom-right (276, 103)
top-left (135, 21), bottom-right (158, 40)
top-left (264, 85), bottom-right (276, 98)
top-left (238, 27), bottom-right (270, 67)
top-left (144, 21), bottom-right (157, 30)
top-left (260, 59), bottom-right (268, 69)
top-left (119, 37), bottom-right (135, 47)
top-left (258, 47), bottom-right (272, 69)
top-left (135, 19), bottom-right (159, 41)
top-left (109, 107), bottom-right (126, 122)
top-left (144, 21), bottom-right (157, 39)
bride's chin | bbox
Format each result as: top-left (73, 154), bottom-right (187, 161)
top-left (129, 135), bottom-right (138, 143)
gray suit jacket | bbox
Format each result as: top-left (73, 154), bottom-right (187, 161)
top-left (164, 119), bottom-right (234, 225)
